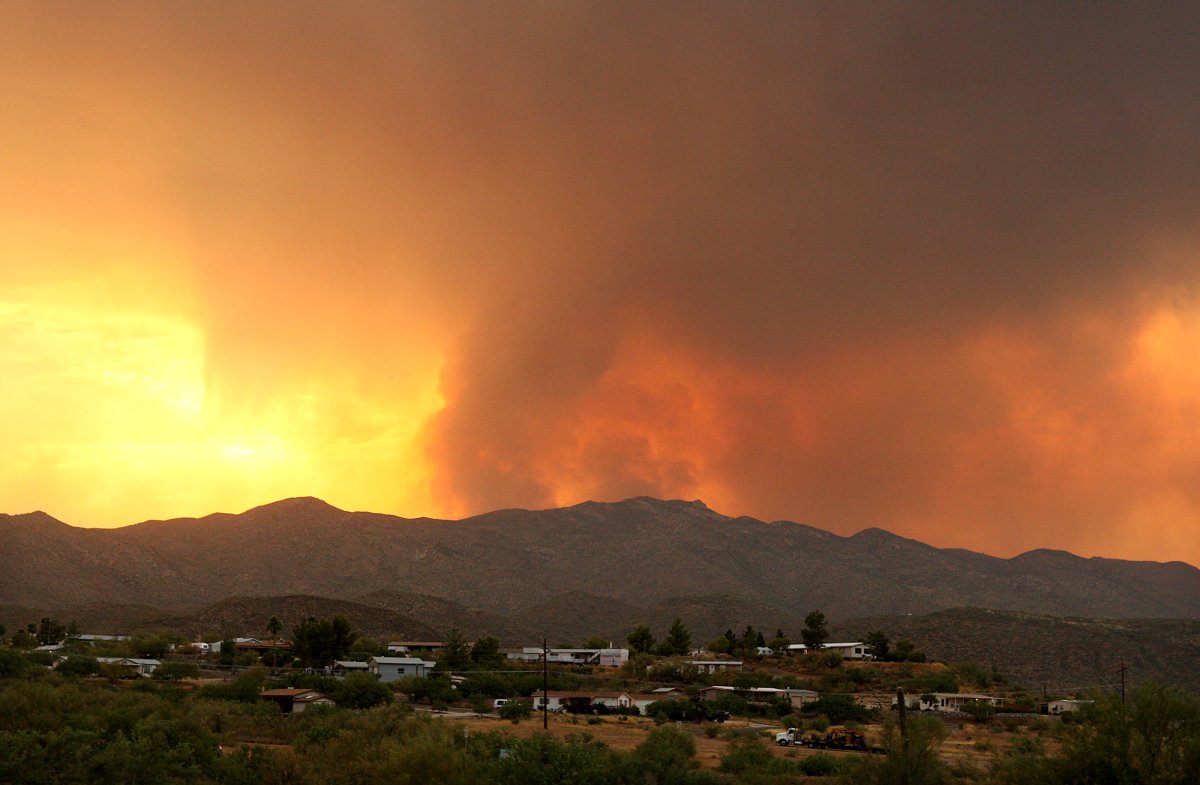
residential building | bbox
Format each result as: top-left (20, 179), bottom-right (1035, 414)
top-left (786, 642), bottom-right (869, 660)
top-left (368, 656), bottom-right (436, 682)
top-left (688, 659), bottom-right (743, 674)
top-left (330, 660), bottom-right (370, 679)
top-left (386, 641), bottom-right (444, 654)
top-left (507, 647), bottom-right (629, 667)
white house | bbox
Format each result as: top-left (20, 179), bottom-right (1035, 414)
top-left (532, 690), bottom-right (633, 712)
top-left (1044, 699), bottom-right (1090, 715)
top-left (630, 693), bottom-right (670, 713)
top-left (688, 659), bottom-right (743, 674)
top-left (368, 656), bottom-right (436, 682)
top-left (786, 642), bottom-right (869, 660)
top-left (69, 634), bottom-right (130, 644)
top-left (507, 647), bottom-right (629, 667)
top-left (330, 660), bottom-right (371, 679)
top-left (921, 693), bottom-right (1003, 712)
top-left (92, 657), bottom-right (160, 677)
top-left (386, 641), bottom-right (444, 654)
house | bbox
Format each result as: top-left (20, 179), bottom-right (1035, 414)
top-left (650, 686), bottom-right (684, 697)
top-left (368, 656), bottom-right (437, 682)
top-left (590, 691), bottom-right (633, 709)
top-left (386, 641), bottom-right (444, 654)
top-left (698, 685), bottom-right (819, 708)
top-left (921, 693), bottom-right (1003, 712)
top-left (506, 647), bottom-right (629, 667)
top-left (234, 639), bottom-right (291, 655)
top-left (688, 659), bottom-right (743, 674)
top-left (786, 642), bottom-right (869, 660)
top-left (124, 658), bottom-right (161, 677)
top-left (532, 691), bottom-right (633, 713)
top-left (1043, 699), bottom-right (1091, 715)
top-left (68, 634), bottom-right (130, 644)
top-left (260, 688), bottom-right (335, 714)
top-left (93, 657), bottom-right (160, 677)
top-left (330, 660), bottom-right (371, 678)
top-left (630, 693), bottom-right (670, 713)
top-left (747, 687), bottom-right (819, 708)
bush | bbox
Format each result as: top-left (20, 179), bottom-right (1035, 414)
top-left (803, 694), bottom-right (875, 724)
top-left (153, 661), bottom-right (200, 681)
top-left (499, 700), bottom-right (531, 723)
top-left (799, 752), bottom-right (840, 776)
top-left (57, 656), bottom-right (101, 678)
top-left (0, 650), bottom-right (31, 677)
top-left (718, 734), bottom-right (774, 773)
top-left (332, 672), bottom-right (393, 710)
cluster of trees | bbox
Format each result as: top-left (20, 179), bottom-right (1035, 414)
top-left (707, 626), bottom-right (792, 656)
top-left (626, 618), bottom-right (692, 656)
top-left (864, 631), bottom-right (927, 662)
top-left (434, 629), bottom-right (507, 670)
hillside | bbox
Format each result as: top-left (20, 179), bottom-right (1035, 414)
top-left (2, 497), bottom-right (1197, 625)
top-left (836, 608), bottom-right (1200, 694)
top-left (159, 595), bottom-right (441, 641)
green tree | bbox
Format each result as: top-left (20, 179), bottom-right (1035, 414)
top-left (847, 715), bottom-right (950, 785)
top-left (266, 615), bottom-right (282, 668)
top-left (662, 618), bottom-right (691, 656)
top-left (333, 672), bottom-right (394, 709)
top-left (632, 724), bottom-right (699, 783)
top-left (130, 633), bottom-right (171, 659)
top-left (1058, 680), bottom-right (1200, 784)
top-left (739, 625), bottom-right (758, 654)
top-left (438, 628), bottom-right (472, 670)
top-left (800, 610), bottom-right (829, 650)
top-left (499, 699), bottom-right (531, 723)
top-left (469, 635), bottom-right (504, 667)
top-left (894, 638), bottom-right (925, 662)
top-left (349, 636), bottom-right (387, 659)
top-left (0, 649), bottom-right (30, 676)
top-left (292, 615), bottom-right (358, 667)
top-left (627, 624), bottom-right (655, 654)
top-left (767, 629), bottom-right (791, 653)
top-left (57, 655), bottom-right (101, 677)
top-left (36, 617), bottom-right (66, 645)
top-left (10, 630), bottom-right (37, 649)
top-left (866, 630), bottom-right (890, 660)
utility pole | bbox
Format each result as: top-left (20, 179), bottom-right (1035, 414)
top-left (1119, 659), bottom-right (1126, 706)
top-left (896, 687), bottom-right (907, 740)
top-left (543, 637), bottom-right (549, 730)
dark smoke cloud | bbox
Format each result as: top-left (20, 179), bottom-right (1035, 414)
top-left (4, 2), bottom-right (1199, 562)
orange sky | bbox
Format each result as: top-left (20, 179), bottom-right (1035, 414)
top-left (2, 2), bottom-right (1199, 567)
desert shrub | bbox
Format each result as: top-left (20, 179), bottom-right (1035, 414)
top-left (153, 661), bottom-right (200, 681)
top-left (57, 656), bottom-right (101, 678)
top-left (718, 734), bottom-right (774, 773)
top-left (799, 752), bottom-right (840, 776)
top-left (498, 700), bottom-right (530, 722)
top-left (803, 694), bottom-right (875, 724)
top-left (332, 672), bottom-right (393, 710)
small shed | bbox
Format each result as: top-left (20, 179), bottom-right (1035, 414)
top-left (260, 688), bottom-right (335, 714)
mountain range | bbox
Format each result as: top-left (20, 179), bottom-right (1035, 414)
top-left (2, 496), bottom-right (1197, 640)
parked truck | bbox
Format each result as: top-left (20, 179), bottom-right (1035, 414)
top-left (775, 727), bottom-right (872, 752)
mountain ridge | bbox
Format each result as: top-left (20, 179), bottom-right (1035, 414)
top-left (2, 496), bottom-right (1197, 621)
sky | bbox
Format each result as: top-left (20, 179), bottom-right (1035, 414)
top-left (2, 2), bottom-right (1199, 567)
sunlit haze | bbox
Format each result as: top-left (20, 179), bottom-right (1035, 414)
top-left (2, 3), bottom-right (1199, 567)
